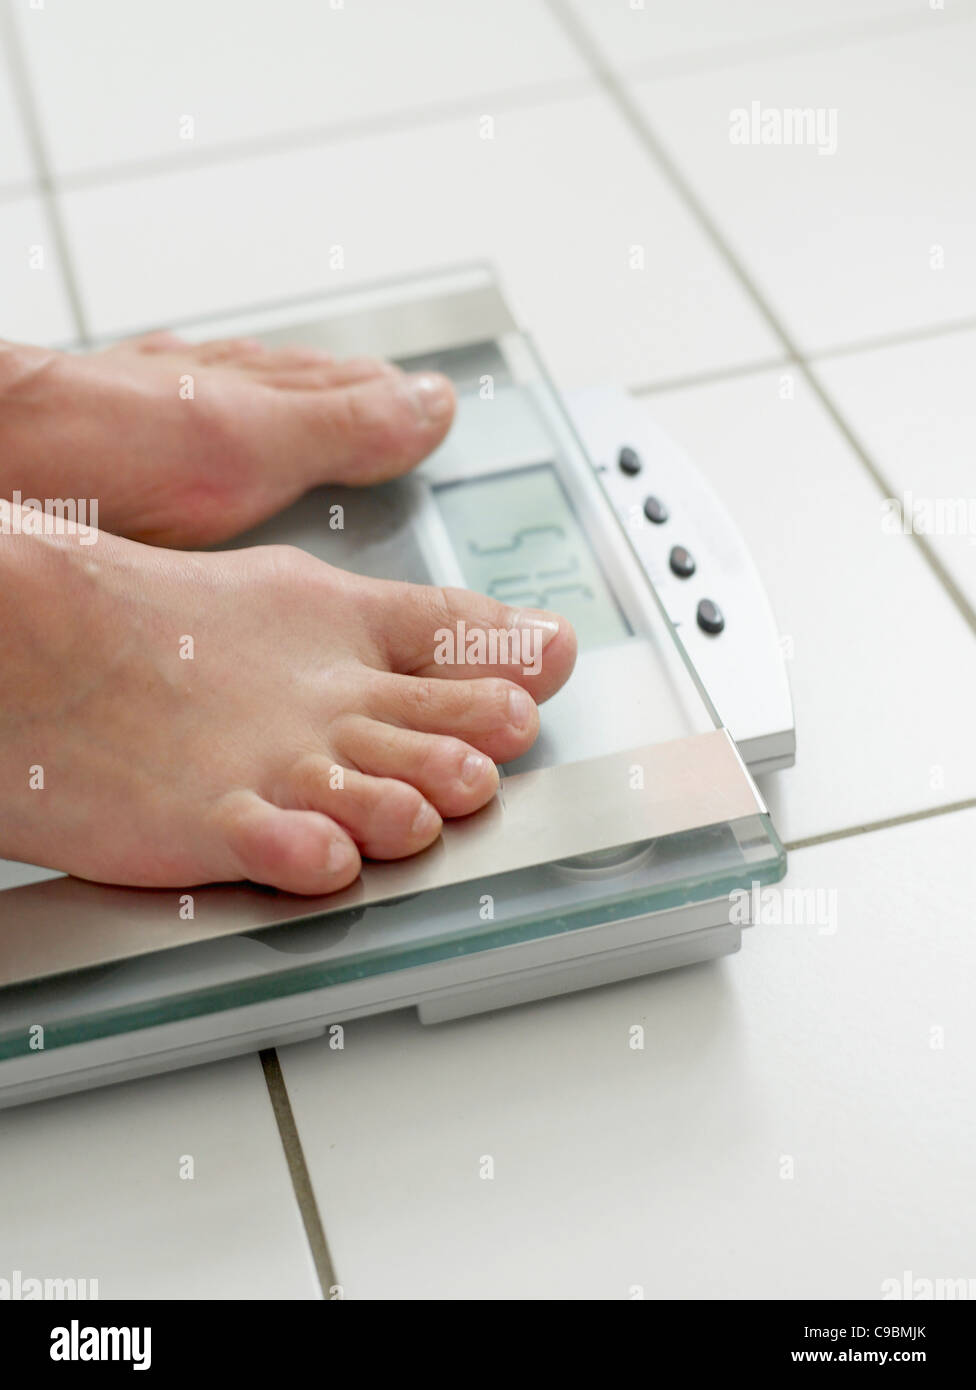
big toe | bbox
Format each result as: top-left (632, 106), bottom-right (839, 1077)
top-left (285, 369), bottom-right (456, 487)
top-left (106, 330), bottom-right (188, 355)
top-left (354, 580), bottom-right (578, 705)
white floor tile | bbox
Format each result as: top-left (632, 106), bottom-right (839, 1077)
top-left (633, 21), bottom-right (976, 352)
top-left (0, 194), bottom-right (76, 343)
top-left (644, 366), bottom-right (976, 842)
top-left (0, 1055), bottom-right (319, 1299)
top-left (278, 807), bottom-right (976, 1299)
top-left (13, 0), bottom-right (587, 178)
top-left (565, 0), bottom-right (972, 71)
top-left (814, 330), bottom-right (976, 618)
top-left (0, 45), bottom-right (33, 190)
top-left (59, 94), bottom-right (778, 388)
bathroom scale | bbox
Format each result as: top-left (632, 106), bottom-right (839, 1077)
top-left (0, 265), bottom-right (794, 1108)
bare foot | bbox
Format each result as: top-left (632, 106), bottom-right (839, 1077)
top-left (0, 519), bottom-right (576, 893)
top-left (0, 332), bottom-right (456, 547)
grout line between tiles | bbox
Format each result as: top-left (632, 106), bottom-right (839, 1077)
top-left (784, 797), bottom-right (976, 853)
top-left (0, 0), bottom-right (90, 343)
top-left (806, 312), bottom-right (976, 363)
top-left (40, 74), bottom-right (594, 195)
top-left (13, 4), bottom-right (972, 203)
top-left (802, 362), bottom-right (976, 636)
top-left (613, 6), bottom-right (976, 85)
top-left (544, 0), bottom-right (823, 355)
top-left (631, 352), bottom-right (792, 397)
top-left (260, 1048), bottom-right (338, 1301)
top-left (546, 0), bottom-right (976, 639)
top-left (8, 10), bottom-right (976, 391)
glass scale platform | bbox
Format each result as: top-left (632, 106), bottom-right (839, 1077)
top-left (0, 266), bottom-right (792, 1107)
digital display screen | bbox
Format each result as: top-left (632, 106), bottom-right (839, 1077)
top-left (433, 464), bottom-right (631, 649)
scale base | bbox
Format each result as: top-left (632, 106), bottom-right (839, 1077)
top-left (415, 921), bottom-right (739, 1023)
top-left (0, 904), bottom-right (742, 1110)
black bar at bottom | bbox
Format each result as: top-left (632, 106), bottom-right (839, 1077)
top-left (1, 1297), bottom-right (970, 1375)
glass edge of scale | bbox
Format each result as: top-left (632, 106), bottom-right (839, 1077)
top-left (0, 812), bottom-right (784, 1060)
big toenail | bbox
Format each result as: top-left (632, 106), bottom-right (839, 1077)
top-left (508, 687), bottom-right (534, 729)
top-left (411, 800), bottom-right (441, 837)
top-left (510, 609), bottom-right (561, 647)
top-left (462, 751), bottom-right (491, 785)
top-left (405, 372), bottom-right (454, 424)
top-left (326, 838), bottom-right (356, 873)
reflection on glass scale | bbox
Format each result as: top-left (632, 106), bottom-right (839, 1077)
top-left (0, 267), bottom-right (794, 1107)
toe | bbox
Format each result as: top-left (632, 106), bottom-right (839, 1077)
top-left (282, 756), bottom-right (442, 859)
top-left (310, 356), bottom-right (395, 386)
top-left (245, 353), bottom-right (388, 387)
top-left (286, 369), bottom-right (456, 486)
top-left (108, 330), bottom-right (187, 355)
top-left (354, 580), bottom-right (577, 705)
top-left (251, 346), bottom-right (336, 370)
top-left (216, 790), bottom-right (361, 895)
top-left (237, 347), bottom-right (339, 385)
top-left (243, 355), bottom-right (394, 393)
top-left (192, 336), bottom-right (269, 365)
top-left (360, 672), bottom-right (540, 764)
top-left (331, 714), bottom-right (499, 818)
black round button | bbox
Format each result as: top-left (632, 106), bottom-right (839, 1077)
top-left (669, 545), bottom-right (695, 578)
top-left (697, 598), bottom-right (725, 635)
top-left (643, 494), bottom-right (669, 524)
top-left (618, 446), bottom-right (642, 476)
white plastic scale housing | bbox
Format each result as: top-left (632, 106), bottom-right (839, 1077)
top-left (0, 267), bottom-right (794, 1108)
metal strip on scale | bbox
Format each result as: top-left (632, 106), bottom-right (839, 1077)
top-left (0, 729), bottom-right (764, 989)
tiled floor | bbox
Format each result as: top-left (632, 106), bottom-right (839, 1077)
top-left (631, 20), bottom-right (976, 352)
top-left (0, 38), bottom-right (31, 190)
top-left (12, 0), bottom-right (588, 176)
top-left (1, 0), bottom-right (973, 1299)
top-left (645, 367), bottom-right (976, 843)
top-left (279, 809), bottom-right (976, 1299)
top-left (564, 0), bottom-right (976, 71)
top-left (0, 1056), bottom-right (320, 1299)
top-left (813, 330), bottom-right (976, 616)
top-left (0, 194), bottom-right (76, 343)
top-left (57, 93), bottom-right (779, 385)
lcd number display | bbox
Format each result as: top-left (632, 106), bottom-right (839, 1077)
top-left (433, 464), bottom-right (630, 649)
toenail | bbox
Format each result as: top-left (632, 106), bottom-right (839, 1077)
top-left (405, 372), bottom-right (454, 424)
top-left (461, 751), bottom-right (491, 785)
top-left (508, 687), bottom-right (534, 729)
top-left (326, 837), bottom-right (357, 874)
top-left (510, 609), bottom-right (561, 648)
top-left (411, 799), bottom-right (441, 838)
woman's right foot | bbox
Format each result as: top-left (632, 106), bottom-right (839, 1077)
top-left (0, 517), bottom-right (576, 894)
